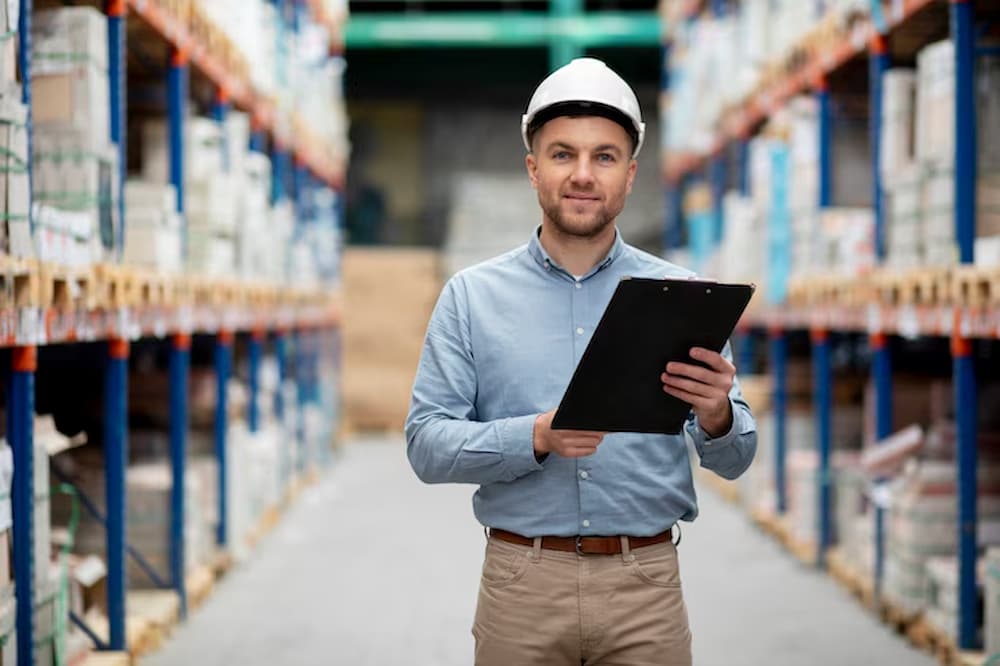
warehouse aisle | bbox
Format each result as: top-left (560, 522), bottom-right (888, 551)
top-left (146, 437), bottom-right (933, 666)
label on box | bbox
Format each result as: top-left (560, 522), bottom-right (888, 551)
top-left (72, 555), bottom-right (106, 588)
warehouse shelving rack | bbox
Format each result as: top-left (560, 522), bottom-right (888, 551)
top-left (662, 0), bottom-right (999, 655)
top-left (7, 0), bottom-right (346, 663)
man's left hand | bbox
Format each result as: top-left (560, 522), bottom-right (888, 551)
top-left (661, 347), bottom-right (734, 438)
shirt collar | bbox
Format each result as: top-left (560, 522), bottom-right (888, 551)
top-left (527, 225), bottom-right (625, 280)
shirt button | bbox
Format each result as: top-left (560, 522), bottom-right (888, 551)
top-left (576, 327), bottom-right (584, 335)
top-left (580, 471), bottom-right (589, 480)
top-left (575, 282), bottom-right (582, 289)
top-left (582, 520), bottom-right (591, 528)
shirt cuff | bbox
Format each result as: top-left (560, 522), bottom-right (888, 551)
top-left (688, 400), bottom-right (740, 448)
top-left (500, 414), bottom-right (545, 480)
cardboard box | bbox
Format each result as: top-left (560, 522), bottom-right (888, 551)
top-left (33, 7), bottom-right (108, 70)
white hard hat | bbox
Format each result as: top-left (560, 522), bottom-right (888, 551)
top-left (521, 57), bottom-right (645, 158)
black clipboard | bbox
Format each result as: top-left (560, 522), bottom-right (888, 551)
top-left (551, 277), bottom-right (755, 435)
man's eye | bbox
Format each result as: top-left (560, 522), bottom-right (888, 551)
top-left (597, 153), bottom-right (615, 163)
top-left (553, 151), bottom-right (570, 160)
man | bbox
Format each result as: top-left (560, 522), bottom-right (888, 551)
top-left (406, 58), bottom-right (757, 666)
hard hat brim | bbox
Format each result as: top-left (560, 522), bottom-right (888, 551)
top-left (521, 101), bottom-right (646, 158)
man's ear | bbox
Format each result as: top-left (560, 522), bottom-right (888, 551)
top-left (526, 153), bottom-right (539, 189)
top-left (625, 158), bottom-right (638, 194)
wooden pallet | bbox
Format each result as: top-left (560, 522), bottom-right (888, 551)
top-left (41, 264), bottom-right (96, 311)
top-left (211, 549), bottom-right (235, 579)
top-left (246, 504), bottom-right (282, 549)
top-left (185, 564), bottom-right (216, 611)
top-left (785, 533), bottom-right (819, 566)
top-left (952, 266), bottom-right (1000, 309)
top-left (126, 590), bottom-right (180, 656)
top-left (136, 272), bottom-right (170, 308)
top-left (825, 548), bottom-right (876, 610)
top-left (93, 264), bottom-right (140, 309)
top-left (0, 257), bottom-right (46, 308)
top-left (878, 597), bottom-right (923, 639)
top-left (74, 651), bottom-right (132, 666)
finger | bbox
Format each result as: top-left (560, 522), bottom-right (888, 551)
top-left (661, 375), bottom-right (721, 400)
top-left (560, 430), bottom-right (602, 447)
top-left (689, 347), bottom-right (734, 373)
top-left (562, 446), bottom-right (599, 458)
top-left (663, 384), bottom-right (715, 410)
top-left (663, 363), bottom-right (732, 390)
top-left (559, 429), bottom-right (608, 438)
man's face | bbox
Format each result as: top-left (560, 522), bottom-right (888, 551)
top-left (526, 116), bottom-right (637, 239)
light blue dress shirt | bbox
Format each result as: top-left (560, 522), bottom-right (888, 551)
top-left (406, 228), bottom-right (757, 537)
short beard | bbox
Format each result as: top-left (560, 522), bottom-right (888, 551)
top-left (540, 200), bottom-right (616, 240)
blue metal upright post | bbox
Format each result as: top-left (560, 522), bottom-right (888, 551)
top-left (168, 47), bottom-right (188, 257)
top-left (814, 74), bottom-right (833, 569)
top-left (274, 330), bottom-right (289, 488)
top-left (169, 334), bottom-right (191, 618)
top-left (107, 0), bottom-right (126, 258)
top-left (10, 346), bottom-right (35, 666)
top-left (738, 139), bottom-right (751, 197)
top-left (211, 87), bottom-right (230, 173)
top-left (272, 144), bottom-right (289, 205)
top-left (871, 332), bottom-right (893, 596)
top-left (870, 34), bottom-right (890, 260)
top-left (738, 328), bottom-right (755, 376)
top-left (954, 330), bottom-right (978, 648)
top-left (105, 339), bottom-right (129, 650)
top-left (812, 329), bottom-right (832, 568)
top-left (249, 330), bottom-right (263, 433)
top-left (18, 0), bottom-right (32, 236)
top-left (294, 329), bottom-right (308, 471)
top-left (952, 0), bottom-right (976, 264)
top-left (710, 156), bottom-right (727, 245)
top-left (770, 329), bottom-right (788, 515)
top-left (249, 116), bottom-right (267, 154)
top-left (294, 159), bottom-right (309, 231)
top-left (817, 78), bottom-right (833, 211)
top-left (275, 330), bottom-right (288, 425)
top-left (953, 0), bottom-right (978, 648)
top-left (215, 331), bottom-right (233, 546)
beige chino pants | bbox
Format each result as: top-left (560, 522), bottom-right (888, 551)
top-left (472, 535), bottom-right (692, 666)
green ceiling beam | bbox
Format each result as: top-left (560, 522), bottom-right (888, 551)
top-left (345, 12), bottom-right (663, 49)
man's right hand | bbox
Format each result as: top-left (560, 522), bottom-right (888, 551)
top-left (533, 409), bottom-right (607, 459)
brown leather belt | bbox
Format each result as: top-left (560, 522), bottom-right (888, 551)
top-left (489, 528), bottom-right (673, 555)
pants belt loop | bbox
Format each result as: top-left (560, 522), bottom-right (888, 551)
top-left (620, 536), bottom-right (634, 564)
top-left (531, 537), bottom-right (543, 561)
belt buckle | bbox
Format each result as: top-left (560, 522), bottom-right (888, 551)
top-left (575, 536), bottom-right (585, 556)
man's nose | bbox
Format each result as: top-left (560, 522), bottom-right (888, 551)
top-left (571, 158), bottom-right (595, 185)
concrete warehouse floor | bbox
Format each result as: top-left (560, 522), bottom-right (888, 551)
top-left (146, 437), bottom-right (934, 666)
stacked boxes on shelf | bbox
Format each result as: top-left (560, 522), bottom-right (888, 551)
top-left (30, 7), bottom-right (119, 265)
top-left (661, 1), bottom-right (867, 155)
top-left (50, 446), bottom-right (215, 589)
top-left (884, 455), bottom-right (1000, 617)
top-left (0, 0), bottom-right (27, 259)
top-left (192, 0), bottom-right (349, 164)
top-left (140, 114), bottom-right (300, 282)
top-left (925, 555), bottom-right (984, 644)
top-left (884, 40), bottom-right (1000, 267)
top-left (122, 182), bottom-right (183, 274)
